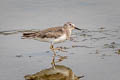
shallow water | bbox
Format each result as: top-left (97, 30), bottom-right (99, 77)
top-left (0, 0), bottom-right (120, 80)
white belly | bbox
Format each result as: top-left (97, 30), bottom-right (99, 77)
top-left (33, 34), bottom-right (67, 44)
top-left (53, 34), bottom-right (67, 43)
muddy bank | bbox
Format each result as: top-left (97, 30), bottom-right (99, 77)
top-left (24, 65), bottom-right (84, 80)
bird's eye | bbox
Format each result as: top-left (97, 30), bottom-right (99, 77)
top-left (69, 24), bottom-right (72, 26)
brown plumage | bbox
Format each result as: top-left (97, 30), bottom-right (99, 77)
top-left (22, 22), bottom-right (81, 68)
top-left (22, 26), bottom-right (65, 39)
top-left (22, 22), bottom-right (81, 44)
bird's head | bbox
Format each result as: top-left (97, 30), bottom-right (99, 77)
top-left (63, 22), bottom-right (81, 31)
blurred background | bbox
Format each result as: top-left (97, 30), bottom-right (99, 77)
top-left (0, 0), bottom-right (120, 80)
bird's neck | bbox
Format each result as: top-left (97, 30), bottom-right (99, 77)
top-left (65, 29), bottom-right (72, 40)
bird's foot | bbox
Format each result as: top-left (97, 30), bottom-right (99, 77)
top-left (55, 47), bottom-right (68, 52)
top-left (55, 55), bottom-right (67, 63)
top-left (51, 61), bottom-right (56, 69)
top-left (51, 52), bottom-right (56, 69)
top-left (50, 44), bottom-right (54, 50)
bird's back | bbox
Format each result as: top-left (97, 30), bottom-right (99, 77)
top-left (22, 26), bottom-right (65, 39)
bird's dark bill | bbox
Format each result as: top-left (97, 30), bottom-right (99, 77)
top-left (75, 27), bottom-right (81, 30)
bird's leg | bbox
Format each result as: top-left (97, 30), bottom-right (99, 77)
top-left (50, 44), bottom-right (56, 69)
top-left (51, 54), bottom-right (56, 69)
top-left (50, 43), bottom-right (67, 52)
top-left (54, 47), bottom-right (67, 52)
top-left (50, 44), bottom-right (56, 56)
top-left (55, 55), bottom-right (67, 63)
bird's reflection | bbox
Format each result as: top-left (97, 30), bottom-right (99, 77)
top-left (24, 65), bottom-right (84, 80)
top-left (51, 54), bottom-right (67, 69)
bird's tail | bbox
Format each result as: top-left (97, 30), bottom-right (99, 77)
top-left (22, 32), bottom-right (36, 39)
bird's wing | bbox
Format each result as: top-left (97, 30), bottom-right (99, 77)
top-left (37, 27), bottom-right (65, 39)
top-left (22, 26), bottom-right (65, 39)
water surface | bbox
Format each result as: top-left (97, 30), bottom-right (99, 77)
top-left (0, 0), bottom-right (120, 80)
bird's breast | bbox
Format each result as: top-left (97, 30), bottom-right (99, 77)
top-left (53, 34), bottom-right (67, 43)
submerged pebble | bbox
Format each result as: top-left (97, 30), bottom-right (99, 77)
top-left (16, 55), bottom-right (23, 58)
top-left (115, 49), bottom-right (120, 55)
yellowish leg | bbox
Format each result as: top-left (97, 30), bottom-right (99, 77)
top-left (50, 44), bottom-right (56, 56)
top-left (50, 45), bottom-right (66, 52)
top-left (50, 44), bottom-right (56, 69)
top-left (51, 55), bottom-right (56, 69)
top-left (54, 47), bottom-right (67, 52)
top-left (55, 55), bottom-right (67, 63)
top-left (50, 44), bottom-right (67, 69)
